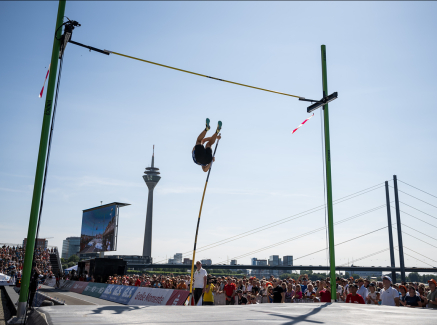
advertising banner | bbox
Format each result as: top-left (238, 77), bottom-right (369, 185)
top-left (128, 287), bottom-right (174, 306)
top-left (82, 283), bottom-right (108, 298)
top-left (58, 279), bottom-right (65, 288)
top-left (60, 280), bottom-right (76, 291)
top-left (165, 290), bottom-right (190, 306)
top-left (43, 278), bottom-right (56, 287)
top-left (100, 284), bottom-right (120, 301)
top-left (116, 286), bottom-right (138, 305)
top-left (99, 284), bottom-right (138, 304)
top-left (69, 281), bottom-right (89, 294)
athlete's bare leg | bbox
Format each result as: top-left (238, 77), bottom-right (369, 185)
top-left (196, 118), bottom-right (211, 145)
top-left (204, 133), bottom-right (221, 148)
top-left (196, 129), bottom-right (208, 145)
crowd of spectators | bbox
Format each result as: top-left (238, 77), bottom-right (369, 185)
top-left (3, 246), bottom-right (436, 310)
top-left (62, 268), bottom-right (437, 309)
top-left (0, 244), bottom-right (56, 283)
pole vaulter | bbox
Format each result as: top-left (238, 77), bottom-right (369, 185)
top-left (188, 120), bottom-right (222, 305)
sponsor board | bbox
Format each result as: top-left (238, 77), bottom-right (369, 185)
top-left (60, 280), bottom-right (76, 291)
top-left (44, 278), bottom-right (56, 287)
top-left (128, 287), bottom-right (173, 306)
top-left (69, 281), bottom-right (89, 294)
top-left (100, 284), bottom-right (120, 301)
top-left (117, 286), bottom-right (138, 304)
top-left (58, 279), bottom-right (65, 288)
top-left (99, 284), bottom-right (138, 304)
top-left (165, 290), bottom-right (190, 305)
top-left (82, 283), bottom-right (108, 298)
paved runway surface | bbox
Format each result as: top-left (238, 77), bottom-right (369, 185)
top-left (37, 285), bottom-right (121, 306)
top-left (30, 303), bottom-right (437, 325)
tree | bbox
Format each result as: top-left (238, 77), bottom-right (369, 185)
top-left (68, 255), bottom-right (79, 263)
top-left (60, 258), bottom-right (67, 264)
top-left (67, 261), bottom-right (76, 267)
top-left (408, 272), bottom-right (420, 283)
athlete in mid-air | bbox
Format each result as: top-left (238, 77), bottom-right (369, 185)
top-left (192, 118), bottom-right (222, 172)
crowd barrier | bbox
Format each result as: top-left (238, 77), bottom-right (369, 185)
top-left (43, 278), bottom-right (189, 306)
top-left (43, 279), bottom-right (317, 306)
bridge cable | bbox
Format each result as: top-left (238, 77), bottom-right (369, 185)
top-left (162, 203), bottom-right (387, 264)
top-left (392, 226), bottom-right (437, 249)
top-left (399, 201), bottom-right (437, 220)
top-left (401, 224), bottom-right (437, 242)
top-left (338, 247), bottom-right (395, 267)
top-left (398, 179), bottom-right (437, 200)
top-left (217, 207), bottom-right (388, 264)
top-left (395, 247), bottom-right (435, 268)
top-left (403, 246), bottom-right (437, 264)
top-left (389, 185), bottom-right (437, 209)
top-left (154, 184), bottom-right (386, 264)
top-left (391, 206), bottom-right (437, 229)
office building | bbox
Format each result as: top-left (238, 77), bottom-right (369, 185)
top-left (201, 259), bottom-right (212, 266)
top-left (62, 237), bottom-right (80, 259)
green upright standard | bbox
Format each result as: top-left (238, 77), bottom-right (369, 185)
top-left (16, 0), bottom-right (66, 319)
top-left (321, 45), bottom-right (337, 301)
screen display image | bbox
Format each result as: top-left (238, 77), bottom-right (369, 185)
top-left (79, 204), bottom-right (117, 254)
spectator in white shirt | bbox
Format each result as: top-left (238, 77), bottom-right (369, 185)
top-left (380, 276), bottom-right (400, 307)
top-left (193, 261), bottom-right (207, 305)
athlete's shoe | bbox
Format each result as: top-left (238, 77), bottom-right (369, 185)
top-left (216, 121), bottom-right (222, 133)
top-left (205, 118), bottom-right (211, 131)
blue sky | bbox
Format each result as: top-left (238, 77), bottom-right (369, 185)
top-left (1, 1), bottom-right (436, 270)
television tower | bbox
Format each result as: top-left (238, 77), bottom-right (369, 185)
top-left (142, 145), bottom-right (161, 261)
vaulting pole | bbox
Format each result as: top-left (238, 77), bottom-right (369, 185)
top-left (188, 136), bottom-right (221, 305)
top-left (321, 45), bottom-right (337, 301)
top-left (16, 0), bottom-right (66, 319)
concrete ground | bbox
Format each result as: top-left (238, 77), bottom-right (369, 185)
top-left (31, 302), bottom-right (437, 325)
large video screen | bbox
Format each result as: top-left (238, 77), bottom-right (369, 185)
top-left (79, 204), bottom-right (117, 254)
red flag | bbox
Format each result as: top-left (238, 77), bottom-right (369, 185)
top-left (39, 63), bottom-right (51, 98)
top-left (292, 113), bottom-right (314, 134)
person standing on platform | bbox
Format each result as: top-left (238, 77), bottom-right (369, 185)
top-left (380, 276), bottom-right (400, 307)
top-left (193, 261), bottom-right (207, 305)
